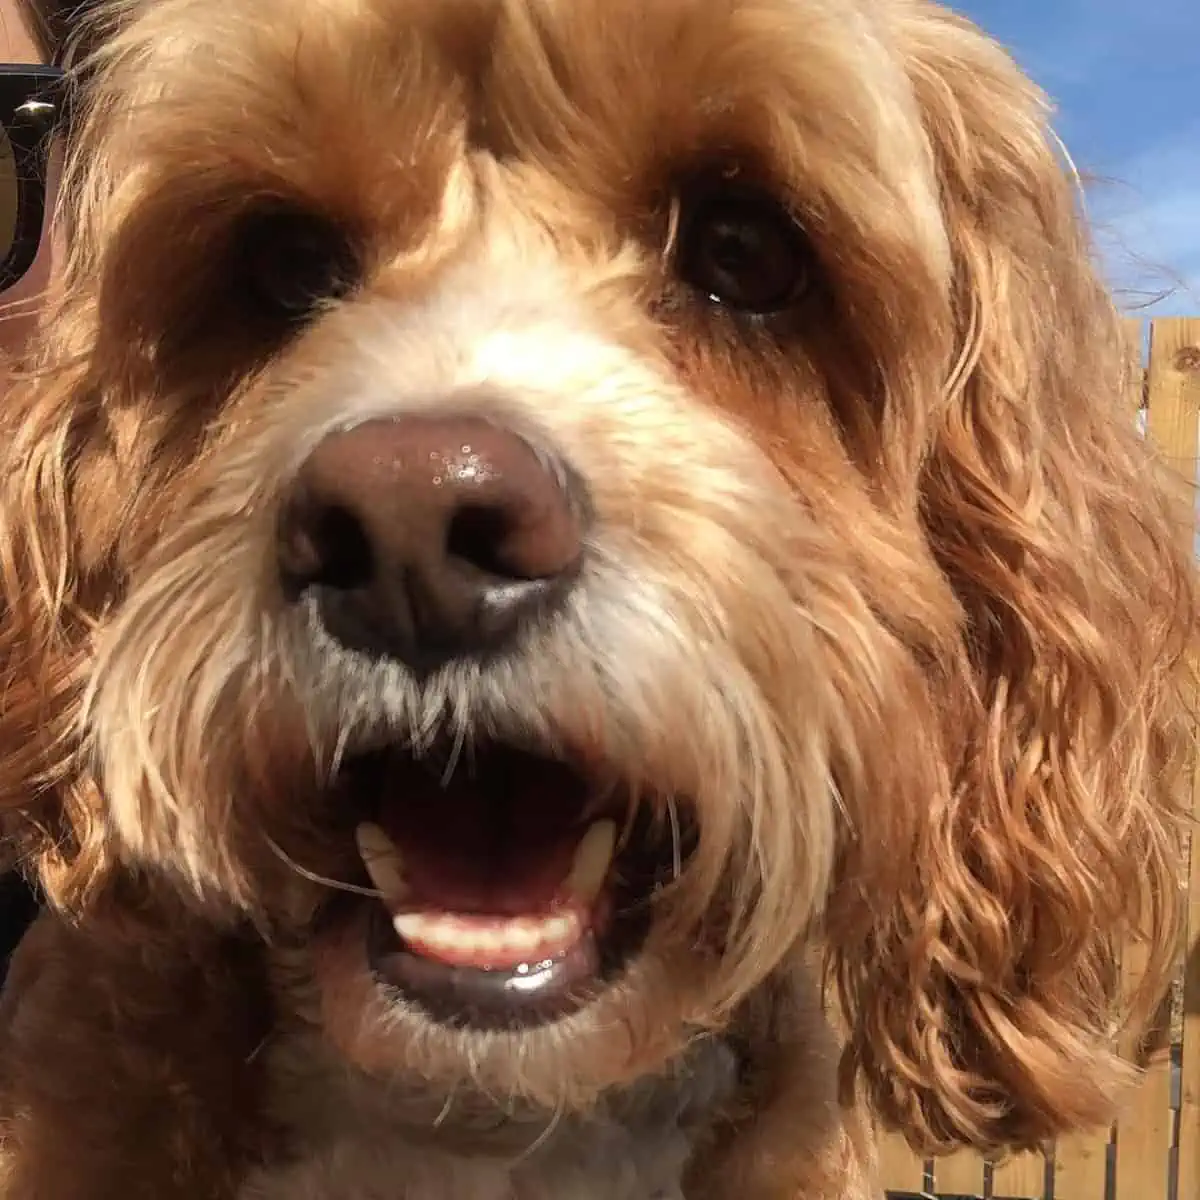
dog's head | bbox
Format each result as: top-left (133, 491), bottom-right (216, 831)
top-left (1, 0), bottom-right (1192, 1154)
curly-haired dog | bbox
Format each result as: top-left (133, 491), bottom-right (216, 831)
top-left (0, 0), bottom-right (1194, 1197)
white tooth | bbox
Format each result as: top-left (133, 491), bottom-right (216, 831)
top-left (355, 823), bottom-right (408, 904)
top-left (393, 911), bottom-right (428, 945)
top-left (463, 925), bottom-right (487, 955)
top-left (393, 911), bottom-right (588, 961)
top-left (546, 913), bottom-right (577, 947)
top-left (527, 913), bottom-right (578, 960)
top-left (565, 820), bottom-right (617, 905)
top-left (429, 916), bottom-right (459, 948)
top-left (482, 926), bottom-right (516, 955)
top-left (507, 922), bottom-right (539, 956)
top-left (457, 923), bottom-right (484, 955)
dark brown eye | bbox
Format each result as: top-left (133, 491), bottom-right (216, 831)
top-left (674, 183), bottom-right (814, 314)
top-left (238, 207), bottom-right (360, 319)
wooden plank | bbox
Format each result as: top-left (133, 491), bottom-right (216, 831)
top-left (929, 1153), bottom-right (984, 1197)
top-left (1114, 953), bottom-right (1173, 1200)
top-left (1052, 1132), bottom-right (1111, 1200)
top-left (878, 1133), bottom-right (927, 1195)
top-left (1145, 317), bottom-right (1200, 525)
top-left (1149, 316), bottom-right (1200, 1200)
top-left (1182, 925), bottom-right (1200, 1200)
top-left (1121, 318), bottom-right (1200, 1200)
top-left (989, 1152), bottom-right (1044, 1199)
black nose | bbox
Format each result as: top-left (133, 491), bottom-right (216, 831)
top-left (277, 415), bottom-right (587, 673)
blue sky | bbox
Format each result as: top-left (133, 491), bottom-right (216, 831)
top-left (952, 1), bottom-right (1200, 316)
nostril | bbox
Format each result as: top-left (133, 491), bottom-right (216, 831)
top-left (445, 504), bottom-right (525, 580)
top-left (279, 500), bottom-right (375, 595)
top-left (312, 504), bottom-right (375, 590)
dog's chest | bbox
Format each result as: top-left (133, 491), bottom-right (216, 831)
top-left (236, 1117), bottom-right (695, 1200)
top-left (236, 1035), bottom-right (739, 1200)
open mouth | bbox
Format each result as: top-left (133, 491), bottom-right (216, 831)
top-left (340, 742), bottom-right (686, 1030)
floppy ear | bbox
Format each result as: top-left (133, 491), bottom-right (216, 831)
top-left (825, 9), bottom-right (1196, 1154)
top-left (0, 331), bottom-right (113, 911)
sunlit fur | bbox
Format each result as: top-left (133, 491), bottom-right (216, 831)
top-left (0, 0), bottom-right (1194, 1196)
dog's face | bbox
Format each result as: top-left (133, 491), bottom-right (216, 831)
top-left (2, 0), bottom-right (1193, 1154)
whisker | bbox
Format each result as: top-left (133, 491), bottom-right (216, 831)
top-left (514, 1102), bottom-right (564, 1164)
top-left (441, 716), bottom-right (468, 787)
top-left (263, 833), bottom-right (380, 898)
top-left (245, 1031), bottom-right (273, 1064)
top-left (330, 721), bottom-right (355, 779)
top-left (432, 1090), bottom-right (456, 1129)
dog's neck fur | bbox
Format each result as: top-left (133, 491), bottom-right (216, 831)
top-left (238, 1020), bottom-right (742, 1200)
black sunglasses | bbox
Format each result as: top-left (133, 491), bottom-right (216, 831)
top-left (0, 65), bottom-right (66, 291)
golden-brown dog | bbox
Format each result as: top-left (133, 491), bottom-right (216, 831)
top-left (0, 0), bottom-right (1193, 1197)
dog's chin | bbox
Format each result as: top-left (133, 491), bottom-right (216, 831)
top-left (308, 737), bottom-right (692, 1039)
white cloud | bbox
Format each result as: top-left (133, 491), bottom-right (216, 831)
top-left (1087, 125), bottom-right (1200, 317)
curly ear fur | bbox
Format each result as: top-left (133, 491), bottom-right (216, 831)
top-left (826, 7), bottom-right (1196, 1155)
top-left (0, 0), bottom-right (142, 904)
top-left (0, 335), bottom-right (110, 907)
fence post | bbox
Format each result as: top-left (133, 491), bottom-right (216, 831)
top-left (1146, 317), bottom-right (1200, 1200)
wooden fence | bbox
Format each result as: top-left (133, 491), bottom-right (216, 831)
top-left (881, 316), bottom-right (1200, 1200)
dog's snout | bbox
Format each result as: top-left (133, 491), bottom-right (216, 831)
top-left (277, 415), bottom-right (587, 672)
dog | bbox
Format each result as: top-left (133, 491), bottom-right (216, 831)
top-left (0, 0), bottom-right (1193, 1196)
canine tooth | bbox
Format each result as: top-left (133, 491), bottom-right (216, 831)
top-left (564, 820), bottom-right (617, 905)
top-left (355, 823), bottom-right (408, 903)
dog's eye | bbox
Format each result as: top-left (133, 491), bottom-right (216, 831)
top-left (238, 208), bottom-right (360, 319)
top-left (674, 183), bottom-right (814, 315)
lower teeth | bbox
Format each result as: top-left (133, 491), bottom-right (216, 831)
top-left (391, 908), bottom-right (585, 969)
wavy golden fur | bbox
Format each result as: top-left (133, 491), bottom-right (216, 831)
top-left (0, 0), bottom-right (1194, 1196)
